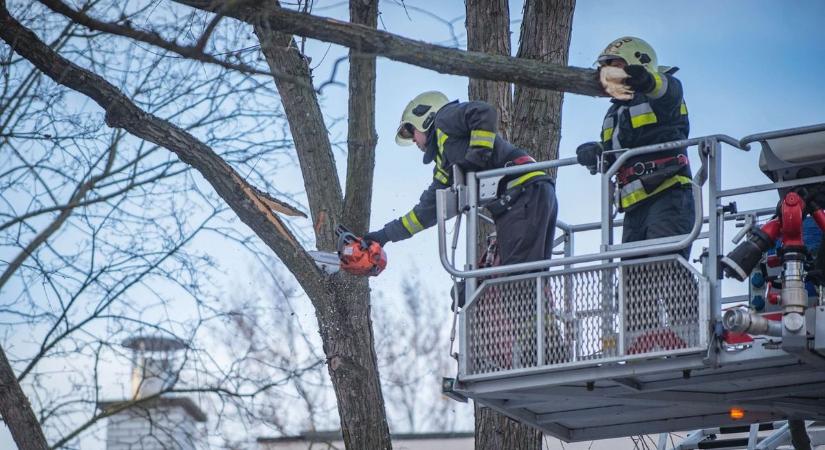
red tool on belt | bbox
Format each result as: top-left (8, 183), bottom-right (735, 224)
top-left (309, 225), bottom-right (387, 277)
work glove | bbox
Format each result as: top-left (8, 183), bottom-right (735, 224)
top-left (599, 65), bottom-right (633, 100)
top-left (623, 64), bottom-right (656, 93)
top-left (576, 142), bottom-right (603, 175)
top-left (464, 146), bottom-right (493, 171)
top-left (363, 229), bottom-right (389, 247)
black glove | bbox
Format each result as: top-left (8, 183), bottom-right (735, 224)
top-left (363, 229), bottom-right (389, 247)
top-left (464, 146), bottom-right (493, 171)
top-left (576, 142), bottom-right (603, 175)
top-left (623, 64), bottom-right (655, 93)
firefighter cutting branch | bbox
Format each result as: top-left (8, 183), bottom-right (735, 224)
top-left (577, 36), bottom-right (694, 259)
top-left (365, 91), bottom-right (558, 290)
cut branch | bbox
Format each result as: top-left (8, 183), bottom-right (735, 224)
top-left (173, 0), bottom-right (606, 96)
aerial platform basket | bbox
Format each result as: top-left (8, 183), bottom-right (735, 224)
top-left (436, 123), bottom-right (825, 442)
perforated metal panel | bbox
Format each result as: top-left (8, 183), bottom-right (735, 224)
top-left (464, 257), bottom-right (707, 377)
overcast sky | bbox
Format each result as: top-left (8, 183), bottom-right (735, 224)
top-left (3, 0), bottom-right (825, 448)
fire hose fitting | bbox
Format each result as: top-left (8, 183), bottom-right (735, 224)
top-left (722, 308), bottom-right (781, 337)
top-left (781, 258), bottom-right (808, 332)
top-left (721, 219), bottom-right (781, 281)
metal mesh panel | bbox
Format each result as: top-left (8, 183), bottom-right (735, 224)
top-left (466, 278), bottom-right (537, 374)
top-left (622, 259), bottom-right (701, 354)
top-left (464, 258), bottom-right (704, 377)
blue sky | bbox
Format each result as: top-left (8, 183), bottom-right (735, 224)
top-left (3, 0), bottom-right (825, 447)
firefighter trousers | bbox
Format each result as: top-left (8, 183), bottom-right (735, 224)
top-left (495, 181), bottom-right (558, 266)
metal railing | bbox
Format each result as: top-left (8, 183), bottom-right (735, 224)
top-left (437, 123), bottom-right (825, 380)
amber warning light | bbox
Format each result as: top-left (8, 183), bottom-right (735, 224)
top-left (729, 407), bottom-right (745, 420)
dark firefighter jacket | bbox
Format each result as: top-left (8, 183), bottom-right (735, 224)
top-left (601, 69), bottom-right (691, 210)
top-left (381, 100), bottom-right (551, 243)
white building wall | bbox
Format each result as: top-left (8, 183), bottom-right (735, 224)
top-left (105, 405), bottom-right (204, 450)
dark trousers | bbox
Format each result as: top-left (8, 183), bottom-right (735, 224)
top-left (622, 186), bottom-right (695, 260)
top-left (495, 181), bottom-right (558, 266)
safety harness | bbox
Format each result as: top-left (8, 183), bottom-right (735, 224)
top-left (485, 155), bottom-right (549, 218)
top-left (617, 153), bottom-right (691, 210)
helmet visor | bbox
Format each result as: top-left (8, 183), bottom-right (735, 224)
top-left (396, 122), bottom-right (415, 140)
top-left (597, 54), bottom-right (625, 66)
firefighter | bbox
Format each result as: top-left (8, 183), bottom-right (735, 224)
top-left (365, 91), bottom-right (558, 269)
top-left (576, 36), bottom-right (694, 259)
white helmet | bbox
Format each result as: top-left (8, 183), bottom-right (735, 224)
top-left (395, 91), bottom-right (450, 146)
top-left (597, 36), bottom-right (660, 73)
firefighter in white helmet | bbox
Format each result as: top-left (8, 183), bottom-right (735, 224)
top-left (576, 36), bottom-right (693, 258)
top-left (365, 91), bottom-right (558, 287)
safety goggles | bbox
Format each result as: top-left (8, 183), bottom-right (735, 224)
top-left (396, 122), bottom-right (416, 140)
top-left (597, 55), bottom-right (623, 67)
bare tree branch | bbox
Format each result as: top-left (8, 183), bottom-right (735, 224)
top-left (173, 0), bottom-right (606, 96)
top-left (35, 0), bottom-right (314, 87)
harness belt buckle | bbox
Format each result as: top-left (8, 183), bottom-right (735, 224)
top-left (632, 162), bottom-right (647, 176)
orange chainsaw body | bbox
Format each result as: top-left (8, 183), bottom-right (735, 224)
top-left (336, 225), bottom-right (387, 277)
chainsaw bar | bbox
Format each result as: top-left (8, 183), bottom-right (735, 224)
top-left (308, 250), bottom-right (340, 275)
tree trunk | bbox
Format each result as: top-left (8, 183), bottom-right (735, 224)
top-left (466, 1), bottom-right (542, 449)
top-left (512, 0), bottom-right (575, 178)
top-left (466, 0), bottom-right (512, 139)
top-left (254, 1), bottom-right (390, 447)
top-left (343, 0), bottom-right (379, 235)
top-left (0, 345), bottom-right (49, 450)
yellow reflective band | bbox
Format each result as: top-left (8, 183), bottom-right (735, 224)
top-left (469, 129), bottom-right (495, 149)
top-left (620, 175), bottom-right (692, 209)
top-left (434, 171), bottom-right (449, 184)
top-left (680, 101), bottom-right (688, 115)
top-left (401, 210), bottom-right (425, 235)
top-left (505, 170), bottom-right (545, 190)
top-left (437, 128), bottom-right (448, 155)
top-left (647, 72), bottom-right (668, 99)
top-left (602, 127), bottom-right (614, 142)
top-left (630, 112), bottom-right (658, 128)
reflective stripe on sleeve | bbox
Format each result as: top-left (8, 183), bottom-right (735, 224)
top-left (401, 210), bottom-right (425, 235)
top-left (601, 116), bottom-right (614, 142)
top-left (469, 129), bottom-right (496, 149)
top-left (680, 101), bottom-right (688, 115)
top-left (647, 72), bottom-right (669, 99)
top-left (629, 102), bottom-right (658, 128)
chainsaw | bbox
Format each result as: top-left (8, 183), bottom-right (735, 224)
top-left (308, 225), bottom-right (387, 276)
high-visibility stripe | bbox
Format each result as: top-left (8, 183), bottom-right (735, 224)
top-left (437, 128), bottom-right (448, 154)
top-left (601, 116), bottom-right (615, 143)
top-left (434, 171), bottom-right (449, 184)
top-left (680, 101), bottom-right (688, 115)
top-left (401, 210), bottom-right (425, 235)
top-left (469, 129), bottom-right (495, 149)
top-left (505, 170), bottom-right (546, 190)
top-left (629, 102), bottom-right (657, 128)
top-left (620, 174), bottom-right (692, 209)
top-left (648, 72), bottom-right (668, 99)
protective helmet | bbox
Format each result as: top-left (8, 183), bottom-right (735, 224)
top-left (597, 36), bottom-right (659, 73)
top-left (395, 91), bottom-right (450, 146)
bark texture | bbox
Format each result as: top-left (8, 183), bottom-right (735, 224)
top-left (343, 0), bottom-right (379, 234)
top-left (0, 346), bottom-right (49, 450)
top-left (173, 0), bottom-right (604, 96)
top-left (465, 1), bottom-right (542, 449)
top-left (468, 1), bottom-right (575, 449)
top-left (466, 0), bottom-right (513, 138)
top-left (511, 0), bottom-right (575, 179)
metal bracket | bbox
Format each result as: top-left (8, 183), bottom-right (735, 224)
top-left (441, 377), bottom-right (468, 403)
top-left (478, 175), bottom-right (502, 203)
